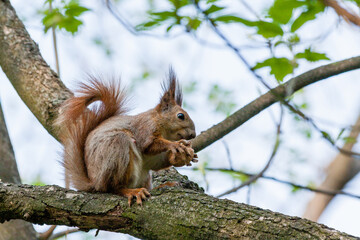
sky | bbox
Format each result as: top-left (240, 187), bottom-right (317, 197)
top-left (1, 0), bottom-right (360, 239)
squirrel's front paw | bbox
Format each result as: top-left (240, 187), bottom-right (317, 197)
top-left (167, 140), bottom-right (198, 167)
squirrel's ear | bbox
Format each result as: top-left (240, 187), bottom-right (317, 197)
top-left (156, 68), bottom-right (182, 112)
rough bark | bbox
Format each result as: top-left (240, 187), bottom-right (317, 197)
top-left (0, 103), bottom-right (37, 240)
top-left (0, 0), bottom-right (71, 136)
top-left (303, 113), bottom-right (360, 221)
top-left (0, 169), bottom-right (358, 240)
top-left (0, 103), bottom-right (21, 184)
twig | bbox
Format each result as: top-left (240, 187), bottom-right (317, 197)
top-left (246, 185), bottom-right (251, 204)
top-left (38, 225), bottom-right (56, 240)
top-left (49, 0), bottom-right (60, 76)
top-left (216, 106), bottom-right (284, 197)
top-left (222, 140), bottom-right (234, 170)
top-left (239, 0), bottom-right (261, 20)
top-left (191, 167), bottom-right (360, 199)
top-left (49, 228), bottom-right (79, 240)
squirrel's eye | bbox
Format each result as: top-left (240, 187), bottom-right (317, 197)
top-left (177, 113), bottom-right (185, 120)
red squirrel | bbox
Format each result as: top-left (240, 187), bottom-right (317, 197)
top-left (54, 69), bottom-right (197, 205)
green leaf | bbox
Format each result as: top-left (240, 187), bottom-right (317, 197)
top-left (253, 57), bottom-right (294, 82)
top-left (219, 170), bottom-right (249, 182)
top-left (31, 175), bottom-right (46, 186)
top-left (336, 128), bottom-right (346, 140)
top-left (213, 15), bottom-right (256, 25)
top-left (166, 24), bottom-right (175, 32)
top-left (288, 34), bottom-right (300, 44)
top-left (150, 11), bottom-right (176, 21)
top-left (41, 0), bottom-right (90, 35)
top-left (65, 5), bottom-right (90, 17)
top-left (58, 17), bottom-right (82, 34)
top-left (136, 21), bottom-right (161, 30)
top-left (213, 16), bottom-right (283, 38)
top-left (168, 0), bottom-right (191, 9)
top-left (295, 48), bottom-right (330, 62)
top-left (186, 17), bottom-right (202, 30)
top-left (204, 5), bottom-right (225, 15)
top-left (256, 21), bottom-right (284, 38)
top-left (136, 10), bottom-right (178, 32)
top-left (42, 10), bottom-right (64, 32)
top-left (291, 2), bottom-right (325, 32)
top-left (291, 185), bottom-right (301, 193)
top-left (268, 0), bottom-right (306, 24)
top-left (321, 131), bottom-right (334, 144)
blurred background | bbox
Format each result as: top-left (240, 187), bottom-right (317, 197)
top-left (1, 0), bottom-right (360, 239)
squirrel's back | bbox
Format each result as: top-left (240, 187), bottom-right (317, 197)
top-left (54, 76), bottom-right (128, 190)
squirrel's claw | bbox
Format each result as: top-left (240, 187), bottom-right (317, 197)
top-left (120, 188), bottom-right (151, 207)
top-left (178, 139), bottom-right (192, 147)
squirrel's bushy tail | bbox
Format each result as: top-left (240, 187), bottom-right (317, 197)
top-left (54, 76), bottom-right (128, 191)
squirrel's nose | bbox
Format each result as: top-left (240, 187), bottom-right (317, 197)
top-left (188, 130), bottom-right (196, 139)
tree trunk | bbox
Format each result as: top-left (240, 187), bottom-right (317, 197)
top-left (0, 103), bottom-right (37, 240)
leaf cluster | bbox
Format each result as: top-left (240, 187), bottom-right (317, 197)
top-left (41, 0), bottom-right (90, 35)
top-left (136, 0), bottom-right (336, 82)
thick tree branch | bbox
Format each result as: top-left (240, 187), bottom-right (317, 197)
top-left (192, 56), bottom-right (360, 152)
top-left (0, 0), bottom-right (71, 137)
top-left (0, 169), bottom-right (357, 240)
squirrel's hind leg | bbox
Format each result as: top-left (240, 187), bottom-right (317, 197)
top-left (118, 188), bottom-right (151, 206)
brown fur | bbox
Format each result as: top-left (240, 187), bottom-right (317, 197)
top-left (54, 76), bottom-right (128, 191)
top-left (55, 70), bottom-right (197, 204)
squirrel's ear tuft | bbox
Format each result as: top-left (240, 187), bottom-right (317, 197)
top-left (157, 67), bottom-right (183, 112)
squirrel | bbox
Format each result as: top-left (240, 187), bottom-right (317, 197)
top-left (54, 69), bottom-right (197, 206)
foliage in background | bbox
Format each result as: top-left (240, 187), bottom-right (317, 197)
top-left (136, 0), bottom-right (333, 82)
top-left (41, 0), bottom-right (90, 35)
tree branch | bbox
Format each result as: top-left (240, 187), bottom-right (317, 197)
top-left (192, 56), bottom-right (360, 152)
top-left (0, 169), bottom-right (357, 240)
